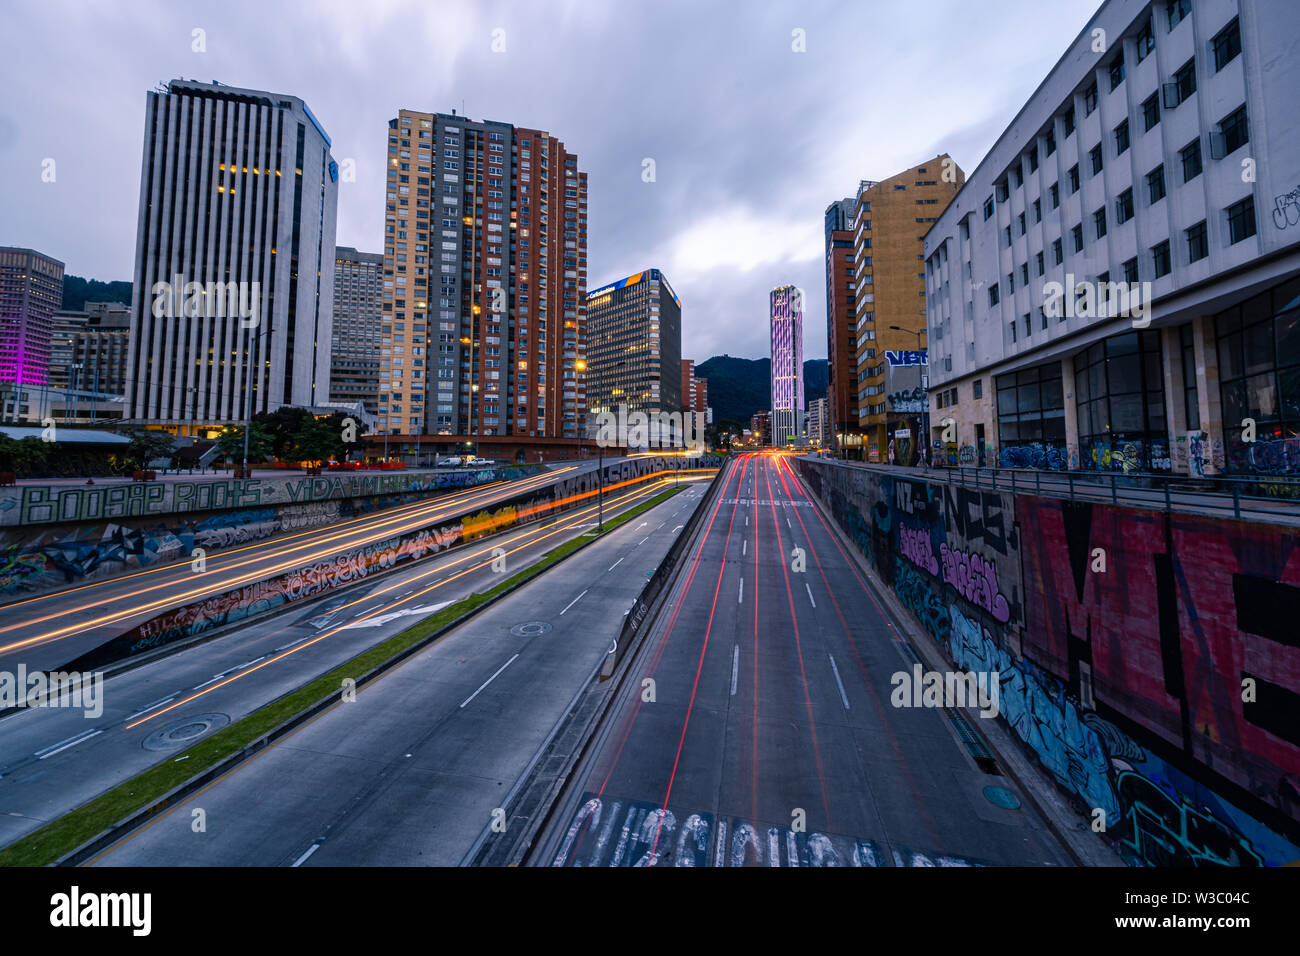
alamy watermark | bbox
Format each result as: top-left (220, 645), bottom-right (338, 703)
top-left (0, 666), bottom-right (104, 718)
top-left (594, 404), bottom-right (705, 453)
top-left (890, 663), bottom-right (999, 718)
top-left (1043, 274), bottom-right (1152, 328)
top-left (151, 274), bottom-right (260, 327)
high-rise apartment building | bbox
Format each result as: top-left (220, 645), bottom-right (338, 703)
top-left (126, 79), bottom-right (337, 435)
top-left (852, 157), bottom-right (964, 461)
top-left (587, 269), bottom-right (682, 435)
top-left (924, 0), bottom-right (1300, 476)
top-left (770, 285), bottom-right (804, 445)
top-left (331, 247), bottom-right (383, 416)
top-left (807, 395), bottom-right (830, 447)
top-left (825, 197), bottom-right (862, 456)
top-left (0, 246), bottom-right (63, 419)
top-left (382, 109), bottom-right (588, 445)
top-left (49, 302), bottom-right (130, 391)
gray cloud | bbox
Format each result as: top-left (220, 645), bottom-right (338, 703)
top-left (0, 0), bottom-right (1099, 361)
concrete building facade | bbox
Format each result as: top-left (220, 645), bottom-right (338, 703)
top-left (330, 247), bottom-right (383, 416)
top-left (0, 246), bottom-right (63, 421)
top-left (825, 197), bottom-right (863, 456)
top-left (852, 157), bottom-right (964, 462)
top-left (924, 0), bottom-right (1300, 476)
top-left (770, 285), bottom-right (804, 445)
top-left (126, 79), bottom-right (337, 435)
top-left (382, 109), bottom-right (588, 449)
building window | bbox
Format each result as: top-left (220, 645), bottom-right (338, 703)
top-left (1084, 83), bottom-right (1098, 115)
top-left (997, 180), bottom-right (1009, 202)
top-left (1180, 323), bottom-right (1200, 431)
top-left (1215, 276), bottom-right (1300, 473)
top-left (1053, 238), bottom-right (1064, 265)
top-left (1142, 93), bottom-right (1160, 132)
top-left (1089, 144), bottom-right (1104, 176)
top-left (1072, 223), bottom-right (1085, 252)
top-left (1136, 18), bottom-right (1155, 61)
top-left (1166, 58), bottom-right (1197, 109)
top-left (1028, 148), bottom-right (1039, 173)
top-left (1045, 129), bottom-right (1056, 155)
top-left (1049, 182), bottom-right (1060, 208)
top-left (1018, 212), bottom-right (1026, 235)
top-left (1036, 251), bottom-right (1045, 275)
top-left (1152, 239), bottom-right (1171, 278)
top-left (1033, 198), bottom-right (1042, 223)
top-left (1212, 17), bottom-right (1241, 71)
top-left (1147, 164), bottom-right (1166, 204)
top-left (1180, 138), bottom-right (1203, 182)
top-left (1123, 257), bottom-right (1139, 283)
top-left (1227, 196), bottom-right (1257, 244)
top-left (1008, 272), bottom-right (1015, 294)
top-left (973, 379), bottom-right (983, 399)
top-left (1217, 104), bottom-right (1249, 156)
top-left (1010, 320), bottom-right (1017, 343)
top-left (1021, 262), bottom-right (1030, 285)
top-left (1064, 106), bottom-right (1075, 137)
top-left (996, 362), bottom-right (1066, 456)
top-left (989, 285), bottom-right (1000, 306)
top-left (984, 196), bottom-right (994, 220)
top-left (1108, 53), bottom-right (1125, 91)
top-left (1114, 119), bottom-right (1130, 155)
top-left (1167, 0), bottom-right (1190, 30)
top-left (1116, 187), bottom-right (1134, 224)
top-left (1094, 207), bottom-right (1108, 240)
top-left (1074, 331), bottom-right (1169, 471)
top-left (1186, 220), bottom-right (1208, 263)
top-left (1068, 164), bottom-right (1080, 193)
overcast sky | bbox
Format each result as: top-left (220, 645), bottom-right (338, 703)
top-left (0, 0), bottom-right (1100, 362)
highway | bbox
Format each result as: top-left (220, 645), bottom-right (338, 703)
top-left (85, 481), bottom-right (709, 866)
top-left (0, 465), bottom-right (594, 672)
top-left (0, 474), bottom-right (696, 850)
top-left (536, 452), bottom-right (1077, 867)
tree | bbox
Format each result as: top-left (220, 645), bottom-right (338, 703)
top-left (215, 423), bottom-right (274, 466)
top-left (254, 406), bottom-right (313, 459)
top-left (123, 429), bottom-right (176, 471)
top-left (0, 435), bottom-right (49, 477)
top-left (287, 415), bottom-right (343, 465)
top-left (320, 411), bottom-right (367, 461)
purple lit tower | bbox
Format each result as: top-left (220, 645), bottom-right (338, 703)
top-left (0, 247), bottom-right (64, 420)
top-left (769, 285), bottom-right (804, 445)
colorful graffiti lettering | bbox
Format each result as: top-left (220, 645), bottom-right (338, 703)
top-left (999, 443), bottom-right (1067, 471)
top-left (898, 521), bottom-right (938, 575)
top-left (940, 545), bottom-right (1011, 622)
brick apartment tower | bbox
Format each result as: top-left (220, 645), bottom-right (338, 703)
top-left (824, 198), bottom-right (859, 456)
top-left (382, 109), bottom-right (588, 443)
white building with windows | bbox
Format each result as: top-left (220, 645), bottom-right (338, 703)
top-left (924, 0), bottom-right (1300, 475)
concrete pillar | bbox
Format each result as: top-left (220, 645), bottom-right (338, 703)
top-left (1161, 325), bottom-right (1189, 474)
top-left (1061, 352), bottom-right (1080, 470)
top-left (1193, 314), bottom-right (1225, 475)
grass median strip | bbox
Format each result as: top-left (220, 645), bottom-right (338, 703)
top-left (0, 482), bottom-right (687, 867)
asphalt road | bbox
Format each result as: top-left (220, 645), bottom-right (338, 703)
top-left (85, 480), bottom-right (710, 866)
top-left (536, 452), bottom-right (1077, 867)
top-left (0, 464), bottom-right (590, 673)
top-left (0, 475), bottom-right (692, 850)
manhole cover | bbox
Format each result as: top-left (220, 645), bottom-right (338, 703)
top-left (510, 621), bottom-right (552, 638)
top-left (142, 713), bottom-right (231, 751)
top-left (983, 785), bottom-right (1021, 810)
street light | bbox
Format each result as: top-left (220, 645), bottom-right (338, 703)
top-left (890, 325), bottom-right (928, 466)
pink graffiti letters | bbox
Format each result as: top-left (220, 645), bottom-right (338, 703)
top-left (898, 521), bottom-right (938, 575)
top-left (940, 543), bottom-right (1011, 623)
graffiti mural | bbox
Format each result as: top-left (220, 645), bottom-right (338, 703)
top-left (999, 443), bottom-right (1067, 471)
top-left (795, 457), bottom-right (1300, 867)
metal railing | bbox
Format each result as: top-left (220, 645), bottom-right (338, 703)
top-left (813, 457), bottom-right (1300, 523)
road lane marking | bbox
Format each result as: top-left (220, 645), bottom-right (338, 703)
top-left (274, 635), bottom-right (315, 653)
top-left (560, 589), bottom-right (588, 615)
top-left (608, 557), bottom-right (624, 572)
top-left (806, 583), bottom-right (816, 608)
top-left (672, 525), bottom-right (684, 532)
top-left (738, 577), bottom-right (744, 604)
top-left (828, 654), bottom-right (850, 710)
top-left (786, 517), bottom-right (792, 529)
top-left (460, 653), bottom-right (521, 709)
top-left (36, 729), bottom-right (102, 760)
top-left (125, 696), bottom-right (176, 721)
top-left (731, 644), bottom-right (739, 696)
top-left (743, 539), bottom-right (747, 556)
top-left (638, 537), bottom-right (649, 545)
top-left (292, 843), bottom-right (321, 867)
top-left (194, 673), bottom-right (227, 690)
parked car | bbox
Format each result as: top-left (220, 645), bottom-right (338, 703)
top-left (467, 457), bottom-right (495, 467)
top-left (437, 456), bottom-right (463, 467)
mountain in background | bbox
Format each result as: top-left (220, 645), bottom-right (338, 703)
top-left (62, 275), bottom-right (132, 311)
top-left (696, 354), bottom-right (827, 427)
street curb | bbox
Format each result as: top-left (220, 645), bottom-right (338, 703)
top-left (792, 461), bottom-right (1123, 867)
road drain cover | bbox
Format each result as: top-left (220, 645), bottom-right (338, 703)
top-left (511, 621), bottom-right (552, 638)
top-left (983, 785), bottom-right (1021, 810)
top-left (142, 713), bottom-right (230, 751)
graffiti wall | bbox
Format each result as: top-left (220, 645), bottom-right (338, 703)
top-left (0, 467), bottom-right (542, 597)
top-left (62, 456), bottom-right (716, 670)
top-left (796, 458), bottom-right (1300, 867)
